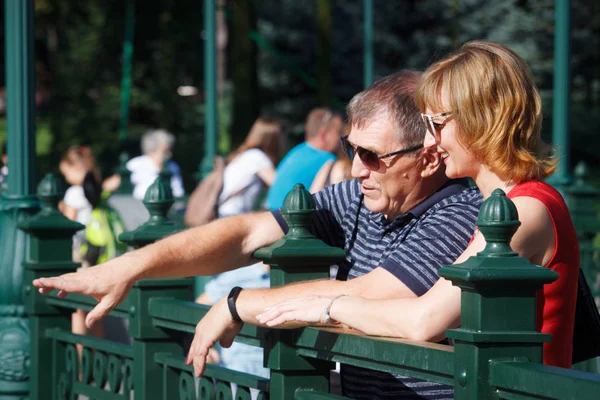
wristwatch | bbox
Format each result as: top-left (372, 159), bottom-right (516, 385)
top-left (227, 286), bottom-right (243, 323)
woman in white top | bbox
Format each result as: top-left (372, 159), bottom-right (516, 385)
top-left (217, 118), bottom-right (284, 217)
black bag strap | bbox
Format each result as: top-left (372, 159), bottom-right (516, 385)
top-left (571, 269), bottom-right (600, 364)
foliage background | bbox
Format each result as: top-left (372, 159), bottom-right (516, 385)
top-left (0, 0), bottom-right (598, 191)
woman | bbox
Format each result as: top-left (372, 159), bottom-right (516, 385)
top-left (218, 117), bottom-right (284, 218)
top-left (257, 41), bottom-right (579, 369)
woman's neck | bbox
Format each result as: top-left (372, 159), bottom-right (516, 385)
top-left (472, 167), bottom-right (515, 199)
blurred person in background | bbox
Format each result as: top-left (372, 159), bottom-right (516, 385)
top-left (265, 108), bottom-right (343, 209)
top-left (127, 129), bottom-right (185, 200)
top-left (310, 122), bottom-right (353, 193)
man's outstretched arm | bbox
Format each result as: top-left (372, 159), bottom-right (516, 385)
top-left (32, 211), bottom-right (284, 327)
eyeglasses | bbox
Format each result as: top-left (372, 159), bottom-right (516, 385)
top-left (421, 111), bottom-right (453, 142)
top-left (341, 135), bottom-right (423, 171)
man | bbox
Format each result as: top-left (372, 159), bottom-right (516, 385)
top-left (265, 108), bottom-right (342, 209)
top-left (127, 129), bottom-right (185, 200)
top-left (34, 71), bottom-right (482, 399)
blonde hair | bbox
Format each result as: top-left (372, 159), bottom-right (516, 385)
top-left (415, 41), bottom-right (555, 182)
top-left (227, 118), bottom-right (283, 166)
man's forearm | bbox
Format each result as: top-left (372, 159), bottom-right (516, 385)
top-left (236, 278), bottom-right (361, 326)
top-left (129, 212), bottom-right (283, 281)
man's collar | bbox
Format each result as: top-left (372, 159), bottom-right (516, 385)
top-left (407, 178), bottom-right (472, 219)
top-left (369, 178), bottom-right (472, 228)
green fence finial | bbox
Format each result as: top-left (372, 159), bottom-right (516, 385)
top-left (119, 177), bottom-right (179, 248)
top-left (476, 188), bottom-right (521, 258)
top-left (281, 183), bottom-right (315, 240)
top-left (37, 173), bottom-right (64, 212)
top-left (143, 176), bottom-right (174, 225)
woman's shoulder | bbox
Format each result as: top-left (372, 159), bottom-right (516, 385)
top-left (64, 185), bottom-right (85, 200)
top-left (236, 148), bottom-right (273, 168)
top-left (509, 180), bottom-right (569, 212)
top-left (510, 180), bottom-right (562, 199)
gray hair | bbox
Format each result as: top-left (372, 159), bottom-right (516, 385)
top-left (347, 70), bottom-right (425, 147)
top-left (141, 129), bottom-right (175, 154)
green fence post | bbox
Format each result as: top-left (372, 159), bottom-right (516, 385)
top-left (253, 184), bottom-right (346, 399)
top-left (546, 0), bottom-right (572, 192)
top-left (439, 189), bottom-right (558, 399)
top-left (119, 177), bottom-right (193, 400)
top-left (115, 152), bottom-right (134, 195)
top-left (363, 0), bottom-right (373, 88)
top-left (0, 0), bottom-right (39, 397)
top-left (19, 174), bottom-right (84, 400)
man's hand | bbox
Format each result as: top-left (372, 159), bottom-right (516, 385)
top-left (186, 298), bottom-right (243, 377)
top-left (255, 295), bottom-right (333, 327)
top-left (32, 253), bottom-right (138, 328)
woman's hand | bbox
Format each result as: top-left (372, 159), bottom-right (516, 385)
top-left (255, 295), bottom-right (334, 327)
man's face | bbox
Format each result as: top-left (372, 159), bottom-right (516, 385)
top-left (348, 116), bottom-right (423, 220)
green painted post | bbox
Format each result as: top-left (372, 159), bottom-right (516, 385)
top-left (253, 184), bottom-right (345, 399)
top-left (115, 151), bottom-right (134, 195)
top-left (195, 0), bottom-right (219, 297)
top-left (199, 0), bottom-right (218, 181)
top-left (317, 0), bottom-right (332, 107)
top-left (363, 0), bottom-right (373, 88)
top-left (547, 0), bottom-right (572, 191)
top-left (0, 1), bottom-right (39, 398)
top-left (118, 0), bottom-right (135, 144)
top-left (439, 189), bottom-right (559, 399)
top-left (114, 0), bottom-right (136, 195)
top-left (19, 174), bottom-right (84, 400)
top-left (119, 177), bottom-right (193, 399)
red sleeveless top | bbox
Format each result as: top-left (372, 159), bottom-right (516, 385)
top-left (507, 180), bottom-right (579, 368)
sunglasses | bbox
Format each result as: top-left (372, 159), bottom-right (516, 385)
top-left (421, 111), bottom-right (453, 142)
top-left (341, 135), bottom-right (423, 171)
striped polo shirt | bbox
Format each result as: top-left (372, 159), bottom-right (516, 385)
top-left (274, 178), bottom-right (482, 399)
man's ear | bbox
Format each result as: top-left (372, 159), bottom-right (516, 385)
top-left (420, 148), bottom-right (443, 178)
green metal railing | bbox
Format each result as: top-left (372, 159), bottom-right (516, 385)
top-left (21, 171), bottom-right (600, 400)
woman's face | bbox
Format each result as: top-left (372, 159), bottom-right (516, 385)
top-left (422, 92), bottom-right (480, 180)
top-left (59, 161), bottom-right (86, 186)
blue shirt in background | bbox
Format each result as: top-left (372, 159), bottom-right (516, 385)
top-left (265, 142), bottom-right (336, 209)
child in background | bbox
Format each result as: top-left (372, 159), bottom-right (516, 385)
top-left (59, 146), bottom-right (126, 341)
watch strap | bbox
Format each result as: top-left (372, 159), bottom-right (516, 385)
top-left (227, 286), bottom-right (243, 323)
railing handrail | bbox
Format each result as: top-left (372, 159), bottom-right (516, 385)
top-left (489, 359), bottom-right (600, 400)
